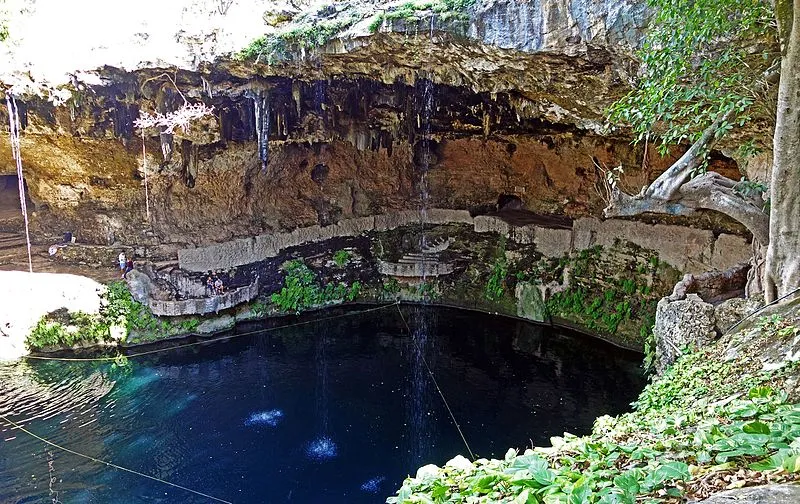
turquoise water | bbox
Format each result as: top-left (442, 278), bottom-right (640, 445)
top-left (0, 305), bottom-right (644, 503)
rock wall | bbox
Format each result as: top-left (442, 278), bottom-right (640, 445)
top-left (0, 73), bottom-right (743, 250)
top-left (179, 209), bottom-right (751, 275)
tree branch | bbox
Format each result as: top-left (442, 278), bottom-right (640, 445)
top-left (642, 108), bottom-right (733, 200)
top-left (605, 172), bottom-right (769, 243)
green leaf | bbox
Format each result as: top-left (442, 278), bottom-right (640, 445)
top-left (743, 421), bottom-right (771, 435)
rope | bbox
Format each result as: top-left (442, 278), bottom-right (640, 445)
top-left (24, 304), bottom-right (394, 363)
top-left (0, 414), bottom-right (232, 503)
top-left (5, 92), bottom-right (33, 273)
top-left (725, 285), bottom-right (800, 334)
top-left (141, 130), bottom-right (150, 222)
top-left (394, 303), bottom-right (476, 460)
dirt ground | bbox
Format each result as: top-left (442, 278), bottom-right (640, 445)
top-left (0, 232), bottom-right (120, 283)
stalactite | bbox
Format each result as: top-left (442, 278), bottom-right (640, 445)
top-left (292, 81), bottom-right (302, 117)
top-left (251, 89), bottom-right (270, 173)
top-left (113, 101), bottom-right (135, 139)
top-left (181, 139), bottom-right (197, 188)
top-left (5, 93), bottom-right (33, 273)
top-left (160, 131), bottom-right (174, 163)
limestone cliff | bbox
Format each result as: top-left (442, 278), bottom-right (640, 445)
top-left (0, 0), bottom-right (745, 250)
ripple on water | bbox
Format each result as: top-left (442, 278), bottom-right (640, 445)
top-left (360, 476), bottom-right (386, 493)
top-left (306, 436), bottom-right (337, 461)
top-left (244, 409), bottom-right (284, 427)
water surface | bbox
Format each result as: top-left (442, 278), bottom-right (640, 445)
top-left (0, 305), bottom-right (645, 503)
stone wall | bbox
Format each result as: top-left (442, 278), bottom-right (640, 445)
top-left (180, 210), bottom-right (752, 275)
top-left (178, 209), bottom-right (473, 272)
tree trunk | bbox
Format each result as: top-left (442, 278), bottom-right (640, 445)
top-left (765, 0), bottom-right (800, 303)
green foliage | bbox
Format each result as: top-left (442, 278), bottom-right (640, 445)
top-left (484, 255), bottom-right (508, 301)
top-left (239, 16), bottom-right (356, 62)
top-left (606, 0), bottom-right (775, 155)
top-left (382, 277), bottom-right (401, 295)
top-left (416, 281), bottom-right (438, 301)
top-left (332, 249), bottom-right (351, 267)
top-left (368, 0), bottom-right (476, 32)
top-left (547, 280), bottom-right (656, 337)
top-left (536, 244), bottom-right (667, 346)
top-left (27, 310), bottom-right (111, 350)
top-left (103, 281), bottom-right (161, 333)
top-left (178, 318), bottom-right (200, 333)
top-left (734, 177), bottom-right (768, 198)
top-left (26, 281), bottom-right (182, 350)
top-left (756, 314), bottom-right (799, 339)
top-left (484, 237), bottom-right (509, 301)
top-left (250, 301), bottom-right (268, 317)
top-left (270, 259), bottom-right (361, 313)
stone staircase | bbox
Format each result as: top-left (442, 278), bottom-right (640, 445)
top-left (420, 236), bottom-right (453, 254)
top-left (378, 237), bottom-right (455, 278)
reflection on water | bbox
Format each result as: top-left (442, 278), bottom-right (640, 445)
top-left (0, 306), bottom-right (645, 503)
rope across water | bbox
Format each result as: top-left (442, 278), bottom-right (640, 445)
top-left (10, 302), bottom-right (478, 501)
top-left (394, 304), bottom-right (476, 460)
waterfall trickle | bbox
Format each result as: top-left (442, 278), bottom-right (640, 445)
top-left (5, 92), bottom-right (33, 272)
top-left (415, 76), bottom-right (436, 285)
top-left (408, 306), bottom-right (434, 465)
top-left (308, 330), bottom-right (337, 461)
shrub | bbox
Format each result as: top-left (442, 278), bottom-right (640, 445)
top-left (270, 260), bottom-right (362, 313)
top-left (332, 249), bottom-right (351, 267)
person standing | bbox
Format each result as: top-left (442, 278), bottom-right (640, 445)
top-left (205, 272), bottom-right (214, 296)
top-left (123, 257), bottom-right (134, 279)
top-left (118, 252), bottom-right (126, 278)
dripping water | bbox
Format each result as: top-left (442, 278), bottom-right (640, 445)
top-left (307, 329), bottom-right (337, 461)
top-left (407, 306), bottom-right (437, 466)
top-left (407, 13), bottom-right (438, 467)
top-left (5, 93), bottom-right (33, 272)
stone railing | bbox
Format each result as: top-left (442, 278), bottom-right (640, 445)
top-left (148, 280), bottom-right (260, 316)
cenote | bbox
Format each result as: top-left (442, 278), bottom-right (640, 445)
top-left (0, 306), bottom-right (645, 503)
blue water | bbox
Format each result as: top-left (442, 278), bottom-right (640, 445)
top-left (0, 305), bottom-right (645, 503)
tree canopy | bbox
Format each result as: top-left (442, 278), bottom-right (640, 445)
top-left (608, 0), bottom-right (776, 156)
top-left (605, 0), bottom-right (800, 302)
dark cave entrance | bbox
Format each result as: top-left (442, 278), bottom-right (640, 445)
top-left (0, 174), bottom-right (34, 223)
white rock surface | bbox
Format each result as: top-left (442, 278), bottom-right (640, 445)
top-left (0, 271), bottom-right (104, 360)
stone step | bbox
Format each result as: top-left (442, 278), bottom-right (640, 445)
top-left (421, 236), bottom-right (452, 254)
top-left (402, 252), bottom-right (440, 260)
top-left (398, 257), bottom-right (440, 265)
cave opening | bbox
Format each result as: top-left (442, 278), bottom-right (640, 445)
top-left (0, 174), bottom-right (34, 225)
top-left (497, 194), bottom-right (523, 211)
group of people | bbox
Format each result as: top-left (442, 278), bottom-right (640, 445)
top-left (205, 271), bottom-right (225, 296)
top-left (118, 252), bottom-right (134, 279)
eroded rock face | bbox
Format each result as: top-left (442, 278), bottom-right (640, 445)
top-left (0, 72), bottom-right (742, 248)
top-left (696, 484), bottom-right (800, 504)
top-left (469, 0), bottom-right (649, 55)
top-left (654, 294), bottom-right (717, 374)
